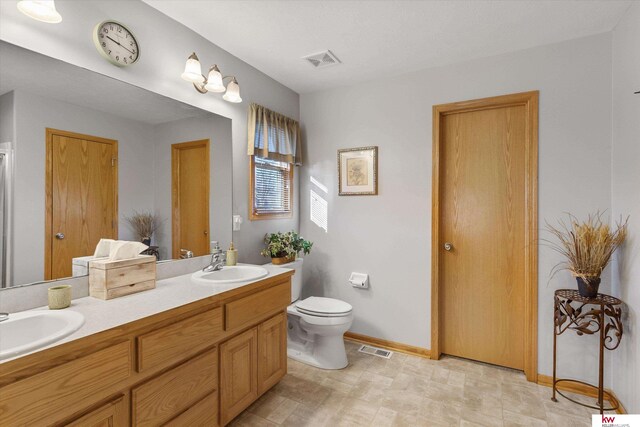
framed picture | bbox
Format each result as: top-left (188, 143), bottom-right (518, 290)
top-left (337, 146), bottom-right (378, 196)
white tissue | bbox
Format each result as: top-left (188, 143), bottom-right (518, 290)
top-left (108, 241), bottom-right (149, 261)
top-left (93, 239), bottom-right (148, 261)
top-left (93, 239), bottom-right (116, 258)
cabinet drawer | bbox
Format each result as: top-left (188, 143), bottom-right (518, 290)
top-left (132, 347), bottom-right (218, 426)
top-left (165, 391), bottom-right (219, 427)
top-left (137, 307), bottom-right (223, 372)
top-left (63, 394), bottom-right (127, 427)
top-left (0, 341), bottom-right (131, 426)
top-left (225, 282), bottom-right (290, 331)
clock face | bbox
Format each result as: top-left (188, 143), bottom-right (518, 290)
top-left (93, 21), bottom-right (140, 66)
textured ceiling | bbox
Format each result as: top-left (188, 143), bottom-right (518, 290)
top-left (143, 0), bottom-right (631, 93)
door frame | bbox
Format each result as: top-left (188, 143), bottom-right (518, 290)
top-left (45, 128), bottom-right (119, 280)
top-left (430, 91), bottom-right (539, 381)
top-left (171, 139), bottom-right (210, 259)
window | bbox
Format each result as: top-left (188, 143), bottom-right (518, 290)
top-left (250, 156), bottom-right (293, 220)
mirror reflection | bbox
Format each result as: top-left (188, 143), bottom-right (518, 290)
top-left (0, 41), bottom-right (233, 288)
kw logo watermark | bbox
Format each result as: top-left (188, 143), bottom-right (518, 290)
top-left (593, 414), bottom-right (640, 427)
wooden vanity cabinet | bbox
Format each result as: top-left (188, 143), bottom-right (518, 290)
top-left (0, 274), bottom-right (292, 427)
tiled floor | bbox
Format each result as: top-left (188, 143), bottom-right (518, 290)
top-left (230, 341), bottom-right (611, 427)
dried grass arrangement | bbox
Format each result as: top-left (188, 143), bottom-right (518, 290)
top-left (124, 211), bottom-right (162, 243)
top-left (545, 212), bottom-right (628, 297)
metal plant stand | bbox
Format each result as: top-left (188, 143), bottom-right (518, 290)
top-left (552, 289), bottom-right (623, 414)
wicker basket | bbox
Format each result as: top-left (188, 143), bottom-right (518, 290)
top-left (271, 255), bottom-right (296, 265)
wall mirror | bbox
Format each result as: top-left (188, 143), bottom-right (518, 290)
top-left (0, 41), bottom-right (233, 289)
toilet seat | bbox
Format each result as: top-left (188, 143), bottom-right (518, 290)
top-left (287, 304), bottom-right (353, 326)
top-left (295, 297), bottom-right (352, 317)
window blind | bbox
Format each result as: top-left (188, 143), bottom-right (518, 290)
top-left (253, 156), bottom-right (291, 215)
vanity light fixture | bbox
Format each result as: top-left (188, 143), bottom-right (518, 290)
top-left (181, 52), bottom-right (242, 103)
top-left (17, 0), bottom-right (62, 23)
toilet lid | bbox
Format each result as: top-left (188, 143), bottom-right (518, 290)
top-left (295, 297), bottom-right (352, 317)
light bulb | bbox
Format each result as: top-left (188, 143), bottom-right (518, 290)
top-left (204, 65), bottom-right (225, 93)
top-left (223, 78), bottom-right (242, 103)
top-left (17, 0), bottom-right (62, 23)
top-left (181, 52), bottom-right (204, 84)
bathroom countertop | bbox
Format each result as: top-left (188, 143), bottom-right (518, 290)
top-left (1, 264), bottom-right (292, 364)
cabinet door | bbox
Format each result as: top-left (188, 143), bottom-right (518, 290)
top-left (64, 394), bottom-right (127, 427)
top-left (220, 328), bottom-right (258, 425)
top-left (258, 312), bottom-right (287, 394)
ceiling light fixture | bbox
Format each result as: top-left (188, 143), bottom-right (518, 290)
top-left (181, 52), bottom-right (242, 103)
top-left (17, 0), bottom-right (62, 23)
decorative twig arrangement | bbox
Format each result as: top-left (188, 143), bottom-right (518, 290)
top-left (544, 211), bottom-right (628, 281)
top-left (124, 211), bottom-right (162, 243)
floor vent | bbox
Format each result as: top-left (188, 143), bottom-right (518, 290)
top-left (358, 345), bottom-right (393, 359)
top-left (302, 50), bottom-right (341, 68)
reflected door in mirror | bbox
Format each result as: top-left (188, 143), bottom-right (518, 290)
top-left (47, 129), bottom-right (118, 280)
top-left (171, 140), bottom-right (210, 258)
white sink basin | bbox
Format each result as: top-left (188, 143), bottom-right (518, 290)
top-left (0, 310), bottom-right (85, 360)
top-left (191, 265), bottom-right (269, 285)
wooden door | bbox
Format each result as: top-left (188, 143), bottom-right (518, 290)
top-left (46, 129), bottom-right (118, 280)
top-left (257, 313), bottom-right (287, 395)
top-left (220, 328), bottom-right (258, 426)
top-left (171, 140), bottom-right (210, 259)
top-left (432, 92), bottom-right (538, 375)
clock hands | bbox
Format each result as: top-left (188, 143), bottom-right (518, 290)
top-left (106, 35), bottom-right (135, 55)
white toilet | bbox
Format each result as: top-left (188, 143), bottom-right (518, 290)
top-left (275, 258), bottom-right (353, 370)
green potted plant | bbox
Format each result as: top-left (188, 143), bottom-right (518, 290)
top-left (260, 231), bottom-right (313, 265)
top-left (545, 212), bottom-right (628, 298)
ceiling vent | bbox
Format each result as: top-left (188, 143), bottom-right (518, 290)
top-left (302, 50), bottom-right (341, 69)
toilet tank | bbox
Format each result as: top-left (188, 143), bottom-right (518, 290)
top-left (280, 258), bottom-right (304, 303)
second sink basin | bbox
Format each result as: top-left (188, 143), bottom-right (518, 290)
top-left (0, 310), bottom-right (85, 360)
top-left (191, 265), bottom-right (269, 285)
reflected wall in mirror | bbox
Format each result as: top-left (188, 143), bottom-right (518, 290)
top-left (0, 41), bottom-right (233, 288)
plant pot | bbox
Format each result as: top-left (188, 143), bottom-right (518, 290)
top-left (271, 255), bottom-right (296, 265)
top-left (142, 238), bottom-right (151, 246)
top-left (576, 276), bottom-right (601, 298)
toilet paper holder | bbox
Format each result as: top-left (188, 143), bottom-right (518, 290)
top-left (349, 272), bottom-right (369, 289)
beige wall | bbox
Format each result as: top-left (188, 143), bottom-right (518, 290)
top-left (611, 2), bottom-right (640, 414)
top-left (300, 33), bottom-right (613, 387)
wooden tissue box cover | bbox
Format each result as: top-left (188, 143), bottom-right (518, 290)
top-left (89, 255), bottom-right (156, 300)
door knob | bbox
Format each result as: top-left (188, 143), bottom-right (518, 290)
top-left (444, 242), bottom-right (453, 251)
top-left (55, 233), bottom-right (65, 240)
top-left (204, 230), bottom-right (208, 235)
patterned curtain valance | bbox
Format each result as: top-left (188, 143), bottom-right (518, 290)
top-left (247, 103), bottom-right (302, 165)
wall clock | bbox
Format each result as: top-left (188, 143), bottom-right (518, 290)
top-left (93, 20), bottom-right (140, 67)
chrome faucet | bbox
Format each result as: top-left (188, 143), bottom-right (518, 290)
top-left (0, 312), bottom-right (8, 322)
top-left (203, 251), bottom-right (226, 272)
top-left (203, 242), bottom-right (226, 272)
